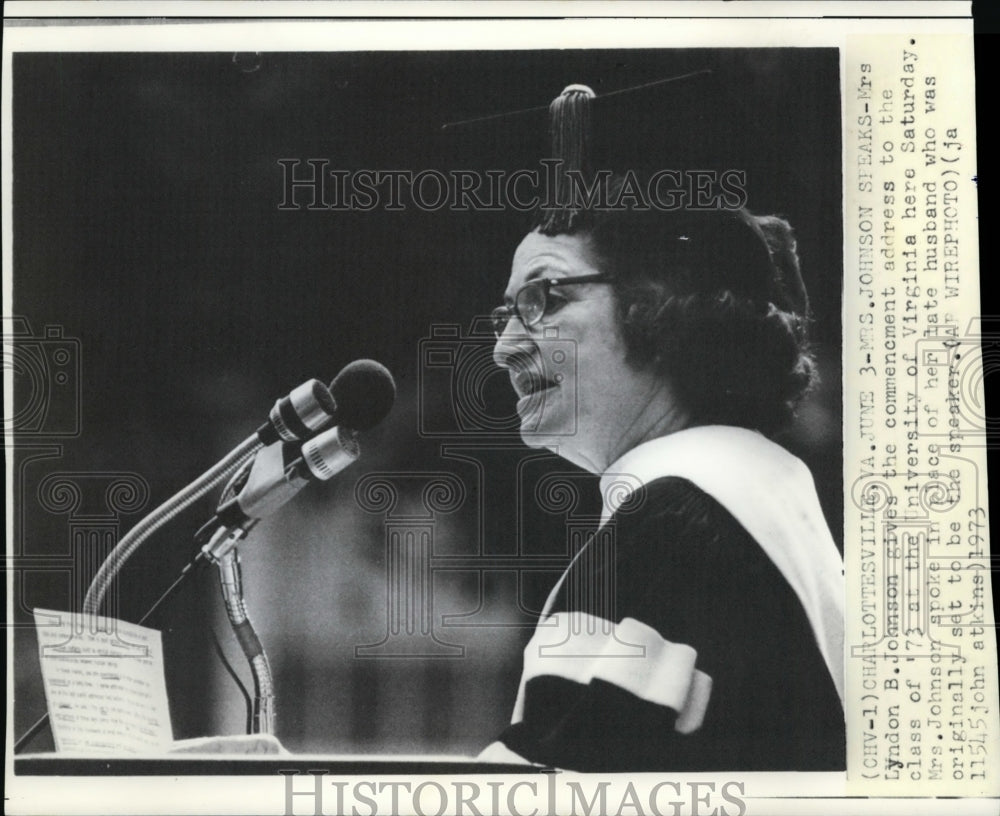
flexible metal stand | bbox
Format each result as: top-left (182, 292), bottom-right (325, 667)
top-left (215, 545), bottom-right (275, 735)
top-left (82, 434), bottom-right (262, 616)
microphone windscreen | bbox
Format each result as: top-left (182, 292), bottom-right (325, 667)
top-left (330, 359), bottom-right (396, 430)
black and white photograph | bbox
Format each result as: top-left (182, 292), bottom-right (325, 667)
top-left (4, 4), bottom-right (994, 816)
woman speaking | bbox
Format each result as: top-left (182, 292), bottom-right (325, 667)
top-left (478, 85), bottom-right (845, 772)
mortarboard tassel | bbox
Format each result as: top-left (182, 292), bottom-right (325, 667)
top-left (540, 83), bottom-right (596, 233)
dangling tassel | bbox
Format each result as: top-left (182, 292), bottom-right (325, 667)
top-left (539, 84), bottom-right (596, 233)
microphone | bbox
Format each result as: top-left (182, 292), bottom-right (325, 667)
top-left (257, 379), bottom-right (337, 445)
top-left (196, 360), bottom-right (397, 549)
top-left (328, 358), bottom-right (397, 431)
top-left (256, 359), bottom-right (396, 444)
top-left (215, 425), bottom-right (361, 530)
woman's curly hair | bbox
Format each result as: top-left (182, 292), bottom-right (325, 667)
top-left (535, 189), bottom-right (817, 435)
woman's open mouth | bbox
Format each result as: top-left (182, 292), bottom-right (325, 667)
top-left (512, 368), bottom-right (559, 401)
top-left (512, 369), bottom-right (560, 420)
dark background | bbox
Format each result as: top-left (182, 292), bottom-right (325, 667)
top-left (11, 49), bottom-right (842, 755)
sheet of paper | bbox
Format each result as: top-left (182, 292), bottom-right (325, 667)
top-left (33, 608), bottom-right (173, 755)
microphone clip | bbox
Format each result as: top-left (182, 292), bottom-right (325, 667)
top-left (200, 521), bottom-right (258, 565)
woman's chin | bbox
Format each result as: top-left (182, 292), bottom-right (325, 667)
top-left (518, 413), bottom-right (571, 450)
top-left (519, 426), bottom-right (557, 449)
top-left (516, 389), bottom-right (567, 444)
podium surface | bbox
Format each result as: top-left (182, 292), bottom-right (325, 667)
top-left (14, 755), bottom-right (544, 776)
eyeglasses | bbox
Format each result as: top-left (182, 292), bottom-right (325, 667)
top-left (491, 274), bottom-right (612, 339)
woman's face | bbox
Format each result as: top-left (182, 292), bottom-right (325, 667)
top-left (493, 230), bottom-right (682, 473)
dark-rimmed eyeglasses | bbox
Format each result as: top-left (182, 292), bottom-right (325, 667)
top-left (491, 274), bottom-right (612, 339)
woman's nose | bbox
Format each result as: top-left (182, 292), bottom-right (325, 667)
top-left (493, 315), bottom-right (533, 368)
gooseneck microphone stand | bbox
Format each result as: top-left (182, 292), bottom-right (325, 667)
top-left (212, 541), bottom-right (275, 735)
top-left (81, 434), bottom-right (263, 617)
top-left (198, 468), bottom-right (278, 736)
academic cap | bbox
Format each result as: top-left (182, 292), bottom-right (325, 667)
top-left (443, 63), bottom-right (810, 317)
top-left (442, 64), bottom-right (717, 179)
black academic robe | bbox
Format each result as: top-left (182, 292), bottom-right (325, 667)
top-left (492, 476), bottom-right (845, 772)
